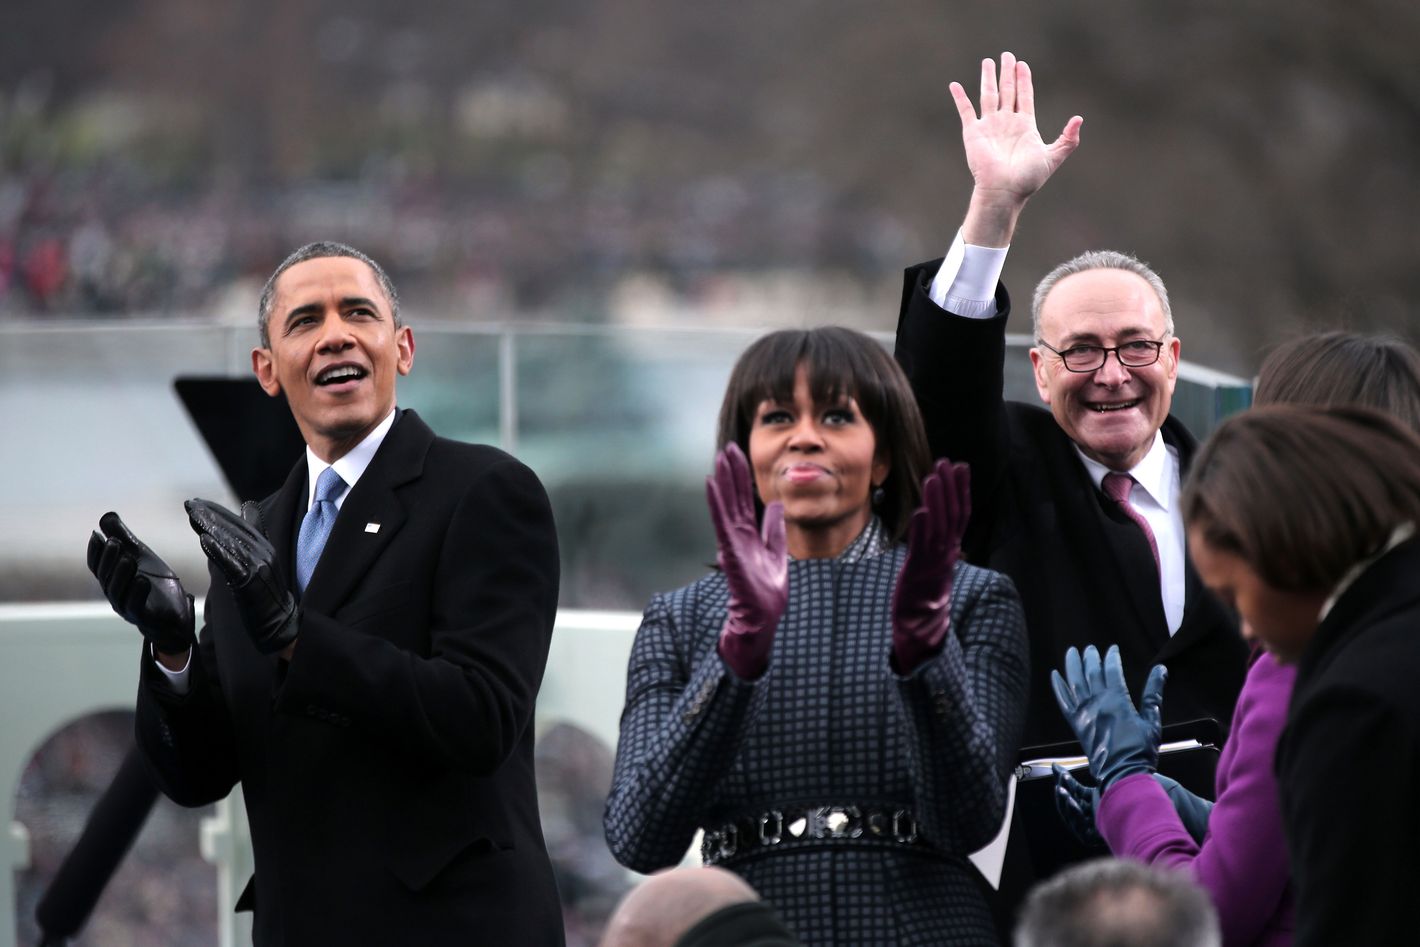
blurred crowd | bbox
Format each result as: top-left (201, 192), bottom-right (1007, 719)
top-left (0, 156), bottom-right (909, 322)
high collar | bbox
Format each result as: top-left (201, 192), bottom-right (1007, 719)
top-left (1297, 536), bottom-right (1420, 685)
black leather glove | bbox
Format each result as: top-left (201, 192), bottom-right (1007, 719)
top-left (87, 512), bottom-right (195, 655)
top-left (1053, 764), bottom-right (1213, 847)
top-left (185, 498), bottom-right (299, 655)
top-left (1051, 644), bottom-right (1166, 791)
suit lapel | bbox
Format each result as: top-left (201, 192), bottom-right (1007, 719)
top-left (263, 456), bottom-right (308, 592)
top-left (300, 410), bottom-right (433, 615)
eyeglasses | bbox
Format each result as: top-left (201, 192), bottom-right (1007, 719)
top-left (1036, 338), bottom-right (1168, 373)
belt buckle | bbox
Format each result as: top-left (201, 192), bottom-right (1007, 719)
top-left (892, 808), bottom-right (918, 843)
top-left (810, 805), bottom-right (862, 840)
top-left (759, 810), bottom-right (784, 845)
top-left (718, 824), bottom-right (739, 859)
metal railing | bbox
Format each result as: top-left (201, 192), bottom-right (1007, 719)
top-left (0, 602), bottom-right (640, 947)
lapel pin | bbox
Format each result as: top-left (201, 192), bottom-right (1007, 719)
top-left (365, 523), bottom-right (381, 534)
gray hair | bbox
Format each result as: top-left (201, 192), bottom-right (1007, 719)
top-left (257, 241), bottom-right (402, 347)
top-left (1031, 250), bottom-right (1173, 341)
top-left (1015, 858), bottom-right (1220, 947)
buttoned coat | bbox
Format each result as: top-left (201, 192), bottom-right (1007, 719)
top-left (1276, 537), bottom-right (1420, 947)
top-left (604, 542), bottom-right (1029, 946)
top-left (135, 409), bottom-right (564, 946)
top-left (893, 266), bottom-right (1248, 749)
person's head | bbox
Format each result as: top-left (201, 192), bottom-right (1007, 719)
top-left (1183, 405), bottom-right (1420, 662)
top-left (1254, 330), bottom-right (1420, 433)
top-left (253, 242), bottom-right (414, 462)
top-left (716, 327), bottom-right (931, 557)
top-left (1015, 858), bottom-right (1220, 947)
top-left (599, 867), bottom-right (763, 947)
top-left (1028, 251), bottom-right (1180, 471)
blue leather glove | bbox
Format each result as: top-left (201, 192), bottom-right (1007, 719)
top-left (1050, 645), bottom-right (1166, 791)
top-left (1156, 774), bottom-right (1213, 844)
top-left (1053, 765), bottom-right (1213, 847)
top-left (1052, 764), bottom-right (1105, 848)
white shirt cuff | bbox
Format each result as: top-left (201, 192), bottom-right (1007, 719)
top-left (927, 230), bottom-right (1009, 319)
top-left (152, 643), bottom-right (193, 694)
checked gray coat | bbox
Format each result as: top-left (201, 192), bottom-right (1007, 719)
top-left (605, 526), bottom-right (1029, 946)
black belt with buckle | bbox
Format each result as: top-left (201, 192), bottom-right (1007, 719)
top-left (700, 804), bottom-right (926, 866)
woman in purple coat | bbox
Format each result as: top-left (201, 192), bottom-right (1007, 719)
top-left (1051, 644), bottom-right (1294, 947)
top-left (1048, 331), bottom-right (1420, 947)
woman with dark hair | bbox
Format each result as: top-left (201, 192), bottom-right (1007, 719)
top-left (1051, 405), bottom-right (1420, 947)
top-left (1182, 405), bottom-right (1420, 946)
top-left (605, 327), bottom-right (1029, 945)
top-left (1047, 331), bottom-right (1420, 947)
top-left (1253, 330), bottom-right (1420, 428)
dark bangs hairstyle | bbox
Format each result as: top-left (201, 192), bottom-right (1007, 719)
top-left (1181, 404), bottom-right (1420, 592)
top-left (1254, 330), bottom-right (1420, 433)
top-left (715, 326), bottom-right (932, 542)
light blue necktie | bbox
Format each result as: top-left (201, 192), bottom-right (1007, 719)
top-left (296, 466), bottom-right (347, 593)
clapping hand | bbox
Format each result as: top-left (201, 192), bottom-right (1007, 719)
top-left (706, 443), bottom-right (787, 679)
top-left (1051, 645), bottom-right (1166, 791)
top-left (87, 512), bottom-right (195, 656)
top-left (185, 498), bottom-right (299, 656)
top-left (891, 459), bottom-right (971, 674)
top-left (1053, 762), bottom-right (1213, 847)
top-left (1052, 764), bottom-right (1106, 849)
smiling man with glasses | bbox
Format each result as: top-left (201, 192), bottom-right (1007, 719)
top-left (892, 53), bottom-right (1246, 760)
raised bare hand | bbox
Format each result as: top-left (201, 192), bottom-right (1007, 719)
top-left (951, 51), bottom-right (1083, 237)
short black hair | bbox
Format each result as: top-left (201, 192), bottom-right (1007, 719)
top-left (715, 326), bottom-right (931, 542)
top-left (257, 242), bottom-right (401, 347)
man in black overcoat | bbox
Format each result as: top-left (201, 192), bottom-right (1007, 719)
top-left (893, 53), bottom-right (1247, 751)
top-left (88, 242), bottom-right (564, 945)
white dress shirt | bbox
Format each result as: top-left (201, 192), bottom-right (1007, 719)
top-left (1076, 436), bottom-right (1186, 635)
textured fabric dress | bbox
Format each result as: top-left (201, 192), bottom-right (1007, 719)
top-left (1098, 650), bottom-right (1296, 946)
top-left (605, 520), bottom-right (1029, 946)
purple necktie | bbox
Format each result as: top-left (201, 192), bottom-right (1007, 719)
top-left (1103, 472), bottom-right (1160, 573)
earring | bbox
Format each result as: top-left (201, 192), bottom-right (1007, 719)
top-left (871, 485), bottom-right (886, 507)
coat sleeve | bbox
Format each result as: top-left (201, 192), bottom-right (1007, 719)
top-left (133, 597), bottom-right (243, 807)
top-left (1097, 657), bottom-right (1294, 946)
top-left (892, 565), bottom-right (1029, 852)
top-left (273, 456), bottom-right (560, 775)
top-left (1280, 686), bottom-right (1413, 947)
top-left (603, 591), bottom-right (768, 873)
top-left (892, 261), bottom-right (1013, 553)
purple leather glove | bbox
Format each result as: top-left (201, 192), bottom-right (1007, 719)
top-left (891, 459), bottom-right (971, 674)
top-left (706, 443), bottom-right (787, 680)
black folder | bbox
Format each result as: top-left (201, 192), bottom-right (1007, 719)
top-left (1011, 718), bottom-right (1223, 880)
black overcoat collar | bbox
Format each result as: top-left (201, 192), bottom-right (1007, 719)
top-left (262, 408), bottom-right (435, 614)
